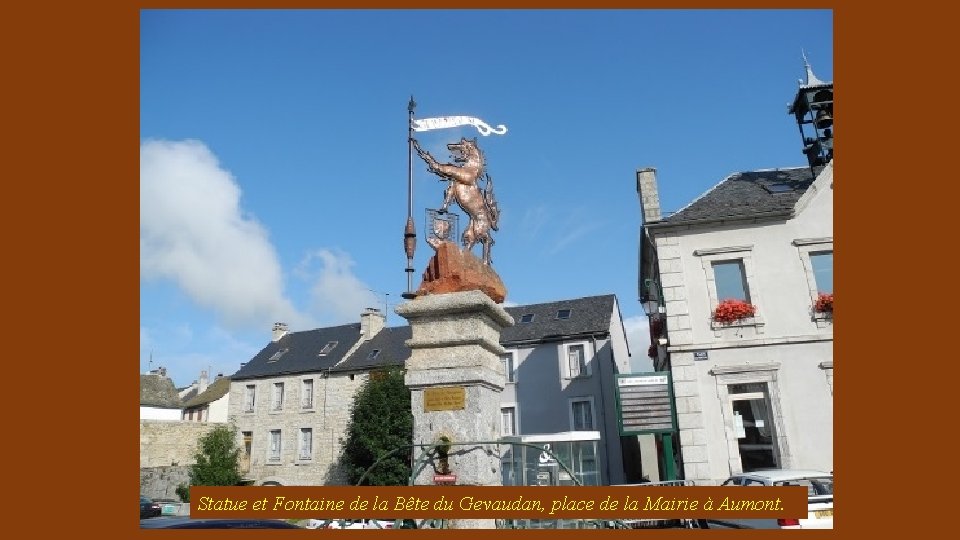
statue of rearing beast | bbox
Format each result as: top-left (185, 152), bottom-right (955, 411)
top-left (413, 137), bottom-right (500, 265)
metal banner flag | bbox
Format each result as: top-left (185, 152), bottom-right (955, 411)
top-left (412, 115), bottom-right (508, 136)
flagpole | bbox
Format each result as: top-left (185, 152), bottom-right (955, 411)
top-left (402, 96), bottom-right (417, 299)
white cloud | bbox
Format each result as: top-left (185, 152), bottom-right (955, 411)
top-left (519, 206), bottom-right (549, 242)
top-left (140, 139), bottom-right (307, 330)
top-left (139, 322), bottom-right (264, 386)
top-left (296, 248), bottom-right (380, 325)
top-left (544, 208), bottom-right (607, 256)
top-left (623, 315), bottom-right (654, 373)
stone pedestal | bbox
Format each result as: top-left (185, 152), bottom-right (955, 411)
top-left (395, 290), bottom-right (515, 529)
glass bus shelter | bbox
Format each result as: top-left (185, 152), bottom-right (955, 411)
top-left (500, 431), bottom-right (601, 529)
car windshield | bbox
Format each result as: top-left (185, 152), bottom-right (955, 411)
top-left (774, 476), bottom-right (833, 496)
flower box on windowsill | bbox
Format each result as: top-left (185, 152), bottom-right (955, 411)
top-left (712, 299), bottom-right (757, 323)
top-left (710, 316), bottom-right (765, 331)
top-left (814, 293), bottom-right (833, 315)
top-left (711, 299), bottom-right (764, 335)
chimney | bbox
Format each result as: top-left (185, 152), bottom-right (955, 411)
top-left (272, 322), bottom-right (289, 342)
top-left (158, 366), bottom-right (167, 378)
top-left (199, 370), bottom-right (209, 394)
top-left (636, 168), bottom-right (662, 223)
top-left (360, 308), bottom-right (385, 340)
top-left (216, 372), bottom-right (223, 379)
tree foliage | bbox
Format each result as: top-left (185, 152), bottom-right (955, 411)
top-left (340, 369), bottom-right (413, 485)
top-left (183, 424), bottom-right (242, 499)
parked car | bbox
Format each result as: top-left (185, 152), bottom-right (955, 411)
top-left (151, 498), bottom-right (182, 516)
top-left (140, 496), bottom-right (161, 519)
top-left (305, 518), bottom-right (415, 529)
top-left (140, 517), bottom-right (301, 528)
top-left (712, 469), bottom-right (833, 529)
top-left (306, 518), bottom-right (367, 529)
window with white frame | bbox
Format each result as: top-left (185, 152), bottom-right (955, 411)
top-left (794, 238), bottom-right (834, 323)
top-left (301, 379), bottom-right (314, 409)
top-left (502, 352), bottom-right (516, 383)
top-left (500, 406), bottom-right (517, 436)
top-left (268, 429), bottom-right (281, 462)
top-left (243, 384), bottom-right (256, 412)
top-left (569, 398), bottom-right (595, 431)
top-left (565, 343), bottom-right (590, 378)
top-left (299, 428), bottom-right (313, 460)
top-left (696, 245), bottom-right (764, 331)
top-left (272, 382), bottom-right (284, 410)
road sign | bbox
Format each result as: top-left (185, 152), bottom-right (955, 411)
top-left (615, 372), bottom-right (677, 435)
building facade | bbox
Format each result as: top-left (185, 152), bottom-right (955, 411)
top-left (636, 63), bottom-right (834, 483)
top-left (181, 374), bottom-right (231, 423)
top-left (227, 316), bottom-right (382, 486)
top-left (140, 369), bottom-right (183, 421)
top-left (226, 295), bottom-right (640, 487)
top-left (498, 294), bottom-right (636, 485)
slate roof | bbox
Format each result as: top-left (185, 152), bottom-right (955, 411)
top-left (332, 326), bottom-right (411, 373)
top-left (140, 374), bottom-right (182, 408)
top-left (230, 323), bottom-right (363, 381)
top-left (656, 166), bottom-right (822, 226)
top-left (501, 294), bottom-right (616, 345)
top-left (179, 386), bottom-right (199, 402)
top-left (182, 376), bottom-right (231, 408)
top-left (233, 295), bottom-right (621, 377)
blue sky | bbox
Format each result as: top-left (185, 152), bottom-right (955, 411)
top-left (140, 9), bottom-right (833, 387)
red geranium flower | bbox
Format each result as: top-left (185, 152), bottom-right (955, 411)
top-left (814, 292), bottom-right (833, 313)
top-left (713, 299), bottom-right (757, 323)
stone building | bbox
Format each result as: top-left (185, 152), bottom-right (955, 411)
top-left (228, 295), bottom-right (640, 487)
top-left (636, 60), bottom-right (833, 483)
top-left (181, 373), bottom-right (231, 423)
top-left (228, 313), bottom-right (385, 486)
top-left (140, 368), bottom-right (182, 421)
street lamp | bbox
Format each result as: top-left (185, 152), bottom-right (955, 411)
top-left (641, 278), bottom-right (666, 318)
top-left (641, 278), bottom-right (677, 481)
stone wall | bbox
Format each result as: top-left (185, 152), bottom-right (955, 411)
top-left (140, 465), bottom-right (190, 501)
top-left (140, 420), bottom-right (220, 468)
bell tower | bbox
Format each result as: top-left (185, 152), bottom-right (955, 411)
top-left (788, 52), bottom-right (833, 169)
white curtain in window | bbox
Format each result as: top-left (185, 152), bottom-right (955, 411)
top-left (300, 429), bottom-right (312, 459)
top-left (302, 380), bottom-right (313, 408)
top-left (501, 408), bottom-right (516, 436)
top-left (749, 399), bottom-right (771, 438)
top-left (270, 431), bottom-right (281, 459)
top-left (273, 383), bottom-right (283, 409)
top-left (568, 345), bottom-right (586, 377)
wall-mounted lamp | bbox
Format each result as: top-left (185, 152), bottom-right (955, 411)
top-left (642, 278), bottom-right (666, 318)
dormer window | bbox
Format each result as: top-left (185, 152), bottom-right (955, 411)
top-left (318, 341), bottom-right (338, 356)
top-left (367, 349), bottom-right (381, 361)
top-left (519, 313), bottom-right (535, 324)
top-left (267, 348), bottom-right (288, 363)
top-left (556, 309), bottom-right (572, 320)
